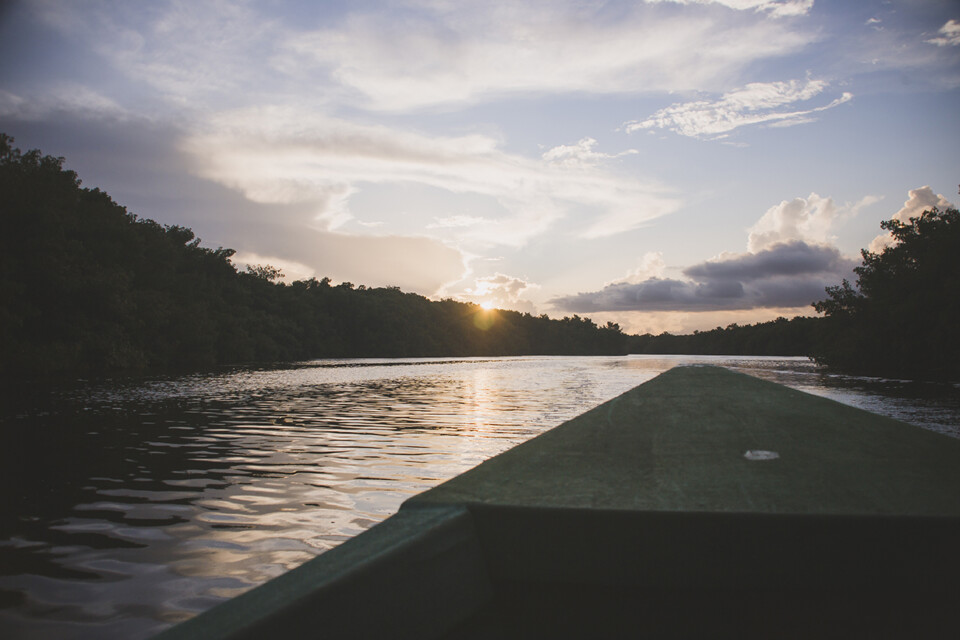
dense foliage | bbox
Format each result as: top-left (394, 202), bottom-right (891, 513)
top-left (811, 205), bottom-right (959, 380)
top-left (0, 135), bottom-right (629, 376)
top-left (628, 316), bottom-right (820, 357)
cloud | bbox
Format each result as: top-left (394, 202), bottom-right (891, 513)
top-left (321, 233), bottom-right (467, 294)
top-left (230, 251), bottom-right (316, 283)
top-left (552, 187), bottom-right (867, 315)
top-left (278, 1), bottom-right (813, 111)
top-left (617, 251), bottom-right (668, 285)
top-left (747, 192), bottom-right (838, 252)
top-left (551, 277), bottom-right (740, 313)
top-left (31, 0), bottom-right (284, 108)
top-left (648, 1), bottom-right (814, 18)
top-left (218, 211), bottom-right (471, 296)
top-left (624, 78), bottom-right (852, 139)
top-left (551, 241), bottom-right (855, 313)
top-left (460, 273), bottom-right (539, 313)
top-left (427, 215), bottom-right (489, 229)
top-left (0, 108), bottom-right (468, 297)
top-left (868, 186), bottom-right (955, 253)
top-left (241, 224), bottom-right (468, 295)
top-left (834, 12), bottom-right (960, 91)
top-left (747, 192), bottom-right (882, 252)
top-left (0, 86), bottom-right (130, 121)
top-left (684, 241), bottom-right (853, 281)
top-left (541, 138), bottom-right (638, 169)
top-left (927, 19), bottom-right (960, 47)
top-left (181, 106), bottom-right (681, 245)
top-left (23, 0), bottom-right (817, 115)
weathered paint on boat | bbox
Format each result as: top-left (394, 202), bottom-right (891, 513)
top-left (155, 366), bottom-right (960, 639)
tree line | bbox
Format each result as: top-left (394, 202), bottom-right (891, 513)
top-left (628, 316), bottom-right (820, 357)
top-left (0, 135), bottom-right (627, 377)
top-left (3, 134), bottom-right (954, 380)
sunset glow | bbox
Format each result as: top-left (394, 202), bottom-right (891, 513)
top-left (0, 0), bottom-right (956, 334)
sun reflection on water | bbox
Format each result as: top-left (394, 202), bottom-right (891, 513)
top-left (2, 355), bottom-right (958, 639)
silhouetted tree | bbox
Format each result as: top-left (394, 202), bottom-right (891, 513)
top-left (812, 204), bottom-right (960, 380)
top-left (245, 264), bottom-right (284, 282)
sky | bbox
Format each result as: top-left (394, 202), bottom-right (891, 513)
top-left (1, 0), bottom-right (958, 334)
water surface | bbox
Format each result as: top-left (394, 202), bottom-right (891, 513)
top-left (2, 355), bottom-right (958, 638)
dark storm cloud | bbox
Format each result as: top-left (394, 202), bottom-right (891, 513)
top-left (682, 241), bottom-right (851, 281)
top-left (550, 241), bottom-right (857, 313)
top-left (550, 278), bottom-right (748, 313)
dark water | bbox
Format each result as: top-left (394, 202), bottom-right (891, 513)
top-left (1, 355), bottom-right (958, 638)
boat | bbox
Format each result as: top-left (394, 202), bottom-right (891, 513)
top-left (155, 366), bottom-right (960, 639)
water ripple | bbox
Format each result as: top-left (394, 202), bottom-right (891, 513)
top-left (1, 355), bottom-right (957, 639)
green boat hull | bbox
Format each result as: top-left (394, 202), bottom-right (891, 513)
top-left (156, 366), bottom-right (960, 638)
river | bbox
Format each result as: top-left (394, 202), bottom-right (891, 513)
top-left (2, 355), bottom-right (958, 639)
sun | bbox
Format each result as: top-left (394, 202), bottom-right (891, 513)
top-left (479, 300), bottom-right (494, 310)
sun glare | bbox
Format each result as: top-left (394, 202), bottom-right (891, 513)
top-left (479, 301), bottom-right (494, 310)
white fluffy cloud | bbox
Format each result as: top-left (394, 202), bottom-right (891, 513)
top-left (625, 78), bottom-right (852, 139)
top-left (617, 252), bottom-right (668, 285)
top-left (927, 19), bottom-right (960, 47)
top-left (748, 192), bottom-right (882, 252)
top-left (748, 193), bottom-right (838, 252)
top-left (868, 186), bottom-right (954, 253)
